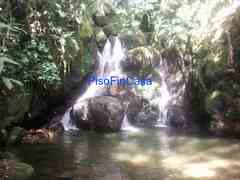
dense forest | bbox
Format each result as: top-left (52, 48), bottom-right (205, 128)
top-left (1, 0), bottom-right (240, 180)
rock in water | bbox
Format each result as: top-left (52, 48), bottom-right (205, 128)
top-left (89, 96), bottom-right (124, 132)
top-left (71, 96), bottom-right (124, 132)
top-left (9, 161), bottom-right (34, 180)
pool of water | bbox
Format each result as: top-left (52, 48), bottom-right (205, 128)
top-left (10, 127), bottom-right (240, 180)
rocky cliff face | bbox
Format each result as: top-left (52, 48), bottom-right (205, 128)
top-left (120, 43), bottom-right (188, 128)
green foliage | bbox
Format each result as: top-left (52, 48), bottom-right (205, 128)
top-left (0, 0), bottom-right (104, 93)
top-left (79, 46), bottom-right (93, 75)
top-left (35, 62), bottom-right (61, 89)
top-left (9, 39), bottom-right (60, 89)
top-left (139, 13), bottom-right (154, 33)
top-left (80, 19), bottom-right (94, 39)
top-left (0, 19), bottom-right (24, 91)
top-left (0, 54), bottom-right (19, 74)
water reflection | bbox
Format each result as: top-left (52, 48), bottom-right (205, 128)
top-left (10, 128), bottom-right (240, 180)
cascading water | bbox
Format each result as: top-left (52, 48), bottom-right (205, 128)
top-left (121, 113), bottom-right (140, 132)
top-left (62, 37), bottom-right (172, 131)
top-left (152, 63), bottom-right (172, 128)
top-left (157, 71), bottom-right (171, 123)
top-left (62, 37), bottom-right (136, 131)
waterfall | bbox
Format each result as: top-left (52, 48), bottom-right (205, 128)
top-left (158, 72), bottom-right (171, 122)
top-left (155, 66), bottom-right (171, 127)
top-left (75, 38), bottom-right (125, 103)
top-left (61, 109), bottom-right (78, 131)
top-left (62, 37), bottom-right (134, 130)
top-left (121, 114), bottom-right (140, 132)
top-left (61, 37), bottom-right (172, 131)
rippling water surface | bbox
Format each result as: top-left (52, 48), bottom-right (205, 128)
top-left (11, 127), bottom-right (240, 180)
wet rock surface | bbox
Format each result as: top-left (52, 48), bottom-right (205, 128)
top-left (22, 128), bottom-right (56, 144)
top-left (9, 161), bottom-right (34, 180)
top-left (0, 155), bottom-right (34, 180)
top-left (120, 32), bottom-right (147, 50)
top-left (71, 96), bottom-right (124, 132)
top-left (135, 101), bottom-right (159, 126)
top-left (121, 46), bottom-right (161, 77)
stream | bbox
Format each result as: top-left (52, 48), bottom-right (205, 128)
top-left (10, 127), bottom-right (240, 180)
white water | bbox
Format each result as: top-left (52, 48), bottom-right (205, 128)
top-left (61, 109), bottom-right (78, 131)
top-left (121, 114), bottom-right (140, 132)
top-left (158, 72), bottom-right (171, 122)
top-left (62, 37), bottom-right (137, 131)
top-left (153, 63), bottom-right (172, 128)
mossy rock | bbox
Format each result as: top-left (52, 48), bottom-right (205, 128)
top-left (122, 46), bottom-right (161, 77)
top-left (9, 162), bottom-right (34, 180)
top-left (120, 32), bottom-right (147, 50)
top-left (79, 19), bottom-right (94, 39)
top-left (92, 15), bottom-right (110, 27)
top-left (103, 23), bottom-right (119, 37)
top-left (95, 28), bottom-right (107, 49)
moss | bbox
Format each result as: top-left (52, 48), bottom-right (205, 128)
top-left (80, 19), bottom-right (94, 39)
top-left (10, 162), bottom-right (34, 180)
top-left (122, 46), bottom-right (161, 77)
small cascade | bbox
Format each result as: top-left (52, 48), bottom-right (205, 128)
top-left (121, 114), bottom-right (140, 132)
top-left (61, 109), bottom-right (78, 131)
top-left (155, 67), bottom-right (171, 127)
top-left (158, 72), bottom-right (171, 123)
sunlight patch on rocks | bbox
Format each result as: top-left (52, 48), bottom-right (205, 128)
top-left (113, 153), bottom-right (150, 166)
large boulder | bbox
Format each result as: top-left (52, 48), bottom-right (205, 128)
top-left (93, 15), bottom-right (110, 27)
top-left (102, 23), bottom-right (120, 37)
top-left (88, 96), bottom-right (124, 131)
top-left (9, 161), bottom-right (34, 180)
top-left (71, 96), bottom-right (124, 132)
top-left (105, 85), bottom-right (144, 124)
top-left (95, 28), bottom-right (107, 50)
top-left (0, 151), bottom-right (34, 180)
top-left (121, 46), bottom-right (161, 77)
top-left (70, 100), bottom-right (90, 129)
